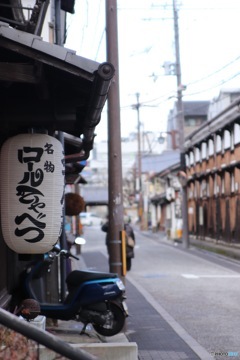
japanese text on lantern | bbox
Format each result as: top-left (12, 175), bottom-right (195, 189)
top-left (15, 142), bottom-right (56, 243)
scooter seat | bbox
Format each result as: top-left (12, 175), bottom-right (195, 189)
top-left (66, 270), bottom-right (118, 287)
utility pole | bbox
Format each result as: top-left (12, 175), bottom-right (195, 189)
top-left (134, 93), bottom-right (144, 229)
top-left (105, 0), bottom-right (124, 276)
top-left (173, 0), bottom-right (189, 248)
top-left (54, 0), bottom-right (62, 45)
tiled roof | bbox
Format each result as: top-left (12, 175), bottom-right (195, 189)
top-left (141, 150), bottom-right (180, 174)
top-left (81, 186), bottom-right (109, 205)
top-left (183, 101), bottom-right (210, 117)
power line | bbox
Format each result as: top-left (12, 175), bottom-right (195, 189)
top-left (185, 72), bottom-right (240, 97)
top-left (123, 55), bottom-right (240, 108)
top-left (149, 54), bottom-right (240, 87)
top-left (186, 56), bottom-right (240, 86)
top-left (93, 0), bottom-right (105, 60)
top-left (94, 27), bottom-right (105, 60)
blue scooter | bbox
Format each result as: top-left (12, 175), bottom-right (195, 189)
top-left (18, 247), bottom-right (128, 337)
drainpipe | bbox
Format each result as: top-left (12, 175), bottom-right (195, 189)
top-left (65, 62), bottom-right (115, 164)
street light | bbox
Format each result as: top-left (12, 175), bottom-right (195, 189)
top-left (158, 131), bottom-right (178, 150)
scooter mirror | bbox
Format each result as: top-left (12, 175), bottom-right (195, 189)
top-left (52, 244), bottom-right (61, 252)
top-left (75, 237), bottom-right (86, 245)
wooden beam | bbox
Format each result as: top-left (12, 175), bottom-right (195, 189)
top-left (0, 62), bottom-right (38, 83)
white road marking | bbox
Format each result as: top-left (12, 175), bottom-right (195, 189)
top-left (182, 273), bottom-right (240, 279)
top-left (182, 274), bottom-right (199, 279)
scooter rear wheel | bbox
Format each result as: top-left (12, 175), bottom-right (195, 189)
top-left (92, 302), bottom-right (125, 337)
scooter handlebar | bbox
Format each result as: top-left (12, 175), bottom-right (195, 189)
top-left (51, 246), bottom-right (79, 261)
top-left (67, 252), bottom-right (79, 261)
top-left (59, 249), bottom-right (80, 261)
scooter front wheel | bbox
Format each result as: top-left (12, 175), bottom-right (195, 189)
top-left (92, 302), bottom-right (126, 337)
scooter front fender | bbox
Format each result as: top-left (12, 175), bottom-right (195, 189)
top-left (107, 297), bottom-right (129, 317)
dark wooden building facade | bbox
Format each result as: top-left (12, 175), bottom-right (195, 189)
top-left (0, 21), bottom-right (114, 308)
top-left (185, 96), bottom-right (240, 245)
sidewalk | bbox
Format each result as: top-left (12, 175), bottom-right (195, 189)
top-left (46, 247), bottom-right (211, 360)
top-left (46, 229), bottom-right (240, 360)
top-left (81, 250), bottom-right (211, 360)
top-left (47, 228), bottom-right (238, 360)
top-left (45, 255), bottom-right (137, 360)
top-left (141, 228), bottom-right (240, 261)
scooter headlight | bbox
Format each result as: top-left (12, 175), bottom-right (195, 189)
top-left (116, 279), bottom-right (125, 291)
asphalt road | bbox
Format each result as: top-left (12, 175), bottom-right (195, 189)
top-left (81, 225), bottom-right (240, 359)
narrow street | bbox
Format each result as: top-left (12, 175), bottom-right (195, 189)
top-left (80, 225), bottom-right (240, 360)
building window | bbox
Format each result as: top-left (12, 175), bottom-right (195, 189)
top-left (201, 142), bottom-right (207, 160)
top-left (214, 174), bottom-right (219, 195)
top-left (221, 175), bottom-right (225, 195)
top-left (195, 147), bottom-right (200, 163)
top-left (230, 129), bottom-right (234, 151)
top-left (223, 129), bottom-right (231, 150)
top-left (185, 117), bottom-right (204, 127)
top-left (208, 138), bottom-right (214, 157)
top-left (234, 123), bottom-right (240, 145)
top-left (201, 179), bottom-right (207, 198)
top-left (206, 180), bottom-right (210, 197)
top-left (190, 151), bottom-right (194, 165)
top-left (194, 181), bottom-right (198, 198)
top-left (188, 187), bottom-right (193, 199)
top-left (216, 134), bottom-right (222, 154)
top-left (231, 172), bottom-right (235, 193)
top-left (185, 118), bottom-right (197, 126)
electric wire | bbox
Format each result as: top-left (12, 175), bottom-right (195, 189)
top-left (65, 0), bottom-right (240, 136)
top-left (93, 0), bottom-right (104, 60)
top-left (79, 0), bottom-right (89, 54)
top-left (184, 72), bottom-right (240, 97)
top-left (120, 59), bottom-right (240, 110)
top-left (94, 27), bottom-right (106, 61)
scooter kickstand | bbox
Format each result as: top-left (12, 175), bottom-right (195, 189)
top-left (80, 323), bottom-right (90, 336)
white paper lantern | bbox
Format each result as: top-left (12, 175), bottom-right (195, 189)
top-left (0, 134), bottom-right (65, 254)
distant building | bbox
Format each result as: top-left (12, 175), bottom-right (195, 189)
top-left (83, 101), bottom-right (211, 228)
top-left (207, 88), bottom-right (240, 119)
top-left (184, 90), bottom-right (240, 244)
top-left (167, 100), bottom-right (210, 148)
top-left (148, 100), bottom-right (210, 237)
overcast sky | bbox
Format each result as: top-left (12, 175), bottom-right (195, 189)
top-left (65, 0), bottom-right (240, 142)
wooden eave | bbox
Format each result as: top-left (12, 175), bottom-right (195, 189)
top-left (0, 22), bottom-right (115, 162)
